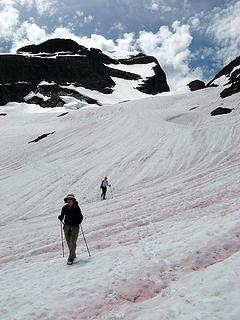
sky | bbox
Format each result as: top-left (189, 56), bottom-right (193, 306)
top-left (0, 0), bottom-right (239, 89)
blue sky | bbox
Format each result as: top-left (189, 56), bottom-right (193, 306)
top-left (0, 0), bottom-right (239, 88)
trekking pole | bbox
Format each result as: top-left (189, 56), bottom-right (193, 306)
top-left (110, 185), bottom-right (113, 198)
top-left (60, 221), bottom-right (65, 257)
top-left (80, 224), bottom-right (91, 257)
top-left (97, 188), bottom-right (101, 200)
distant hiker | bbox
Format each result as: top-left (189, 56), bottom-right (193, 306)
top-left (100, 177), bottom-right (111, 200)
top-left (58, 194), bottom-right (83, 265)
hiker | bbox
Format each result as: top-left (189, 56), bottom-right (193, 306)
top-left (58, 194), bottom-right (83, 265)
top-left (100, 177), bottom-right (111, 199)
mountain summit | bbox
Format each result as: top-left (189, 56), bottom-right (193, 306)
top-left (0, 38), bottom-right (170, 107)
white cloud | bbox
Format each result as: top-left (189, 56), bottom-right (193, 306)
top-left (0, 5), bottom-right (19, 40)
top-left (17, 0), bottom-right (34, 9)
top-left (110, 22), bottom-right (125, 32)
top-left (151, 2), bottom-right (159, 11)
top-left (76, 11), bottom-right (84, 17)
top-left (116, 33), bottom-right (135, 51)
top-left (189, 17), bottom-right (201, 30)
top-left (169, 67), bottom-right (203, 89)
top-left (207, 1), bottom-right (240, 65)
top-left (188, 1), bottom-right (240, 66)
top-left (136, 21), bottom-right (199, 88)
top-left (0, 0), bottom-right (58, 15)
top-left (0, 0), bottom-right (15, 5)
top-left (72, 11), bottom-right (94, 26)
top-left (81, 34), bottom-right (116, 51)
top-left (190, 47), bottom-right (215, 63)
top-left (146, 0), bottom-right (171, 14)
top-left (11, 21), bottom-right (47, 50)
top-left (0, 0), bottom-right (60, 43)
top-left (34, 0), bottom-right (59, 16)
top-left (84, 15), bottom-right (93, 23)
top-left (43, 28), bottom-right (116, 52)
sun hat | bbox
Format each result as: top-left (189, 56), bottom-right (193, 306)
top-left (64, 194), bottom-right (76, 202)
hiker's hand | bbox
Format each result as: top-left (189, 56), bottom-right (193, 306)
top-left (58, 215), bottom-right (63, 221)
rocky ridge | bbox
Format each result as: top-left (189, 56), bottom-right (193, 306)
top-left (0, 38), bottom-right (170, 107)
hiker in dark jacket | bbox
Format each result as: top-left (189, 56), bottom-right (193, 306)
top-left (100, 177), bottom-right (111, 199)
top-left (58, 194), bottom-right (83, 265)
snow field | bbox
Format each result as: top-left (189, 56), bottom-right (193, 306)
top-left (0, 86), bottom-right (240, 319)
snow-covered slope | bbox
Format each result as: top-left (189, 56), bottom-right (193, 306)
top-left (0, 85), bottom-right (240, 320)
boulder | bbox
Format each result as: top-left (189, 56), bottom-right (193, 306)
top-left (210, 107), bottom-right (233, 116)
top-left (187, 80), bottom-right (205, 91)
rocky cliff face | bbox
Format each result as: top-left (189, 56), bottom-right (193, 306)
top-left (0, 38), bottom-right (170, 107)
top-left (207, 56), bottom-right (240, 98)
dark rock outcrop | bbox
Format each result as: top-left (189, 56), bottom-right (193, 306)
top-left (25, 84), bottom-right (101, 108)
top-left (137, 61), bottom-right (170, 95)
top-left (57, 112), bottom-right (68, 117)
top-left (0, 54), bottom-right (114, 90)
top-left (206, 56), bottom-right (240, 98)
top-left (220, 82), bottom-right (240, 98)
top-left (0, 82), bottom-right (34, 105)
top-left (118, 54), bottom-right (170, 94)
top-left (207, 56), bottom-right (240, 98)
top-left (220, 67), bottom-right (240, 98)
top-left (188, 80), bottom-right (205, 91)
top-left (207, 56), bottom-right (240, 87)
top-left (189, 106), bottom-right (199, 111)
top-left (28, 131), bottom-right (55, 143)
top-left (210, 107), bottom-right (233, 116)
top-left (0, 38), bottom-right (170, 107)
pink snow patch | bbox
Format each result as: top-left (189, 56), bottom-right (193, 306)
top-left (88, 279), bottom-right (168, 319)
top-left (118, 283), bottom-right (155, 303)
top-left (117, 278), bottom-right (167, 303)
top-left (186, 193), bottom-right (226, 210)
top-left (188, 201), bottom-right (211, 209)
top-left (30, 243), bottom-right (59, 256)
top-left (0, 255), bottom-right (16, 264)
top-left (190, 235), bottom-right (240, 271)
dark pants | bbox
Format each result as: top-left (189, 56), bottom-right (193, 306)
top-left (63, 225), bottom-right (79, 261)
top-left (101, 186), bottom-right (107, 199)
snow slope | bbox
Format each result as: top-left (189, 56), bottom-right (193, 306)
top-left (62, 74), bottom-right (151, 107)
top-left (0, 85), bottom-right (240, 320)
top-left (61, 61), bottom-right (158, 106)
